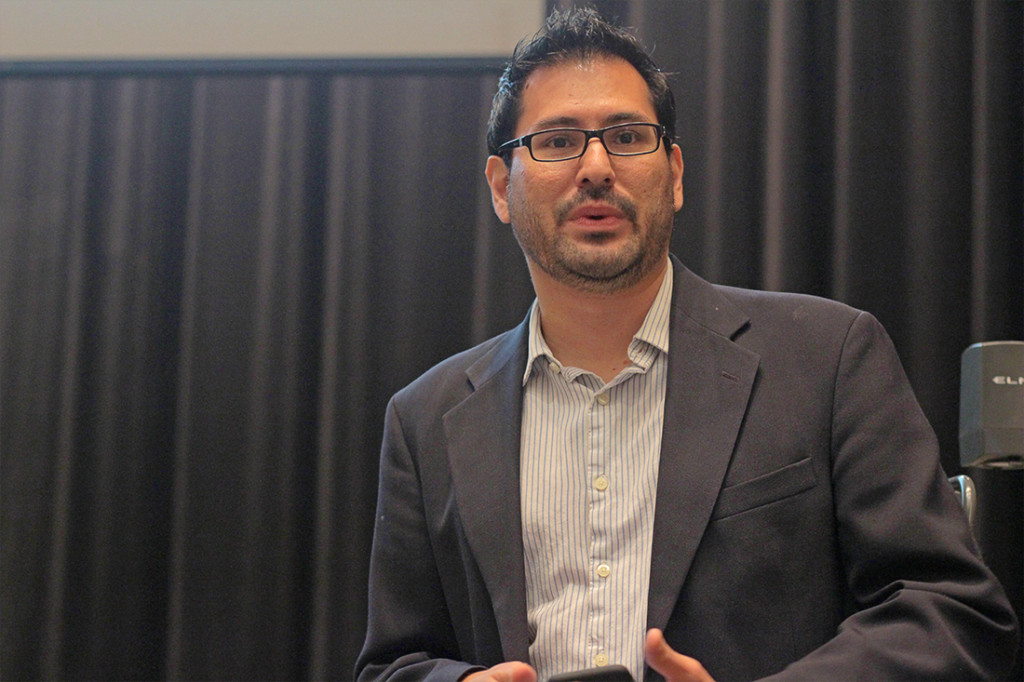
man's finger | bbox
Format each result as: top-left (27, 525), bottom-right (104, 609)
top-left (644, 629), bottom-right (715, 682)
top-left (462, 661), bottom-right (537, 682)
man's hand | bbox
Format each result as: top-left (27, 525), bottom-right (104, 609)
top-left (462, 661), bottom-right (537, 682)
top-left (645, 629), bottom-right (715, 682)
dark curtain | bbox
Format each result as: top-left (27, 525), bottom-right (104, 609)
top-left (1, 1), bottom-right (1020, 680)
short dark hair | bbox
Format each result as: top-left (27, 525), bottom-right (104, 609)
top-left (486, 6), bottom-right (676, 164)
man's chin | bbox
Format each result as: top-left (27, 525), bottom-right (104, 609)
top-left (556, 256), bottom-right (647, 292)
top-left (562, 241), bottom-right (640, 273)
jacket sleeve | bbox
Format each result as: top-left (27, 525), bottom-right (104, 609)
top-left (354, 397), bottom-right (478, 682)
top-left (762, 311), bottom-right (1018, 680)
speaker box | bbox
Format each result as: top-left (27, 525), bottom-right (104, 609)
top-left (959, 341), bottom-right (1024, 469)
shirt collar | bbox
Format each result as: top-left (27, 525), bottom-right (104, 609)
top-left (523, 260), bottom-right (673, 385)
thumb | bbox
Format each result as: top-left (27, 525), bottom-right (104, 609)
top-left (644, 629), bottom-right (714, 682)
top-left (645, 628), bottom-right (674, 671)
top-left (463, 661), bottom-right (537, 682)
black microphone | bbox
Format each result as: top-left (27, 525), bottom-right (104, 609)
top-left (959, 341), bottom-right (1024, 469)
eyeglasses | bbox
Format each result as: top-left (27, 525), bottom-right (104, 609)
top-left (497, 122), bottom-right (668, 162)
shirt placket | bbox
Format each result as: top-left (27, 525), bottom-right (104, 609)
top-left (587, 376), bottom-right (612, 669)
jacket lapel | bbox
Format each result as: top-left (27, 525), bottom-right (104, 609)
top-left (443, 321), bottom-right (532, 662)
top-left (647, 261), bottom-right (760, 630)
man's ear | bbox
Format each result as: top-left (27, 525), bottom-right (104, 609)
top-left (484, 155), bottom-right (512, 224)
top-left (670, 144), bottom-right (684, 211)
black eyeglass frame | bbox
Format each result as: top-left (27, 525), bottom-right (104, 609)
top-left (496, 122), bottom-right (669, 162)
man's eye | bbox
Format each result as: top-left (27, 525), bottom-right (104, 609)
top-left (614, 131), bottom-right (640, 145)
top-left (540, 134), bottom-right (577, 149)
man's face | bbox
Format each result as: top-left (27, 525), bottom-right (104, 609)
top-left (485, 56), bottom-right (684, 294)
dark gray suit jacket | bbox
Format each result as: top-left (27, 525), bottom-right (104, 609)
top-left (356, 258), bottom-right (1017, 681)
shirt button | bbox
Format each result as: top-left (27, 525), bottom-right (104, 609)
top-left (596, 393), bottom-right (609, 405)
top-left (549, 361), bottom-right (560, 374)
top-left (594, 652), bottom-right (609, 667)
top-left (596, 563), bottom-right (611, 578)
top-left (594, 475), bottom-right (609, 491)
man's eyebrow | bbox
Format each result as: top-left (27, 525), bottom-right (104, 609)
top-left (529, 111), bottom-right (655, 131)
top-left (606, 111), bottom-right (653, 125)
top-left (530, 115), bottom-right (582, 131)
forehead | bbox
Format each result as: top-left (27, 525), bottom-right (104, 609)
top-left (516, 55), bottom-right (657, 133)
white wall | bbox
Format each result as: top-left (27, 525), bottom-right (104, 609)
top-left (0, 0), bottom-right (545, 60)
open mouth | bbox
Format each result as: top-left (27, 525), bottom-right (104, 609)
top-left (565, 203), bottom-right (627, 230)
top-left (569, 204), bottom-right (624, 221)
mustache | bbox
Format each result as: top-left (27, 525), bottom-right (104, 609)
top-left (555, 185), bottom-right (638, 224)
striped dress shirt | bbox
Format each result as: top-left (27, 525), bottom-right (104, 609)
top-left (520, 263), bottom-right (672, 682)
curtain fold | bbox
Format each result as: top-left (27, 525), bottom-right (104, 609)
top-left (1, 2), bottom-right (1021, 679)
top-left (971, 0), bottom-right (1024, 343)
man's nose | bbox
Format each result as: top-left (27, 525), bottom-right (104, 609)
top-left (575, 137), bottom-right (616, 187)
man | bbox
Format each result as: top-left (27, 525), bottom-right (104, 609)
top-left (355, 8), bottom-right (1018, 682)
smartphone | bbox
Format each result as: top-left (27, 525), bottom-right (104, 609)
top-left (547, 664), bottom-right (635, 681)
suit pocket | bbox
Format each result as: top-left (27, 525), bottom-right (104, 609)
top-left (711, 457), bottom-right (817, 520)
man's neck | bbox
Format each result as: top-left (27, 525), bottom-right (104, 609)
top-left (531, 258), bottom-right (669, 383)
